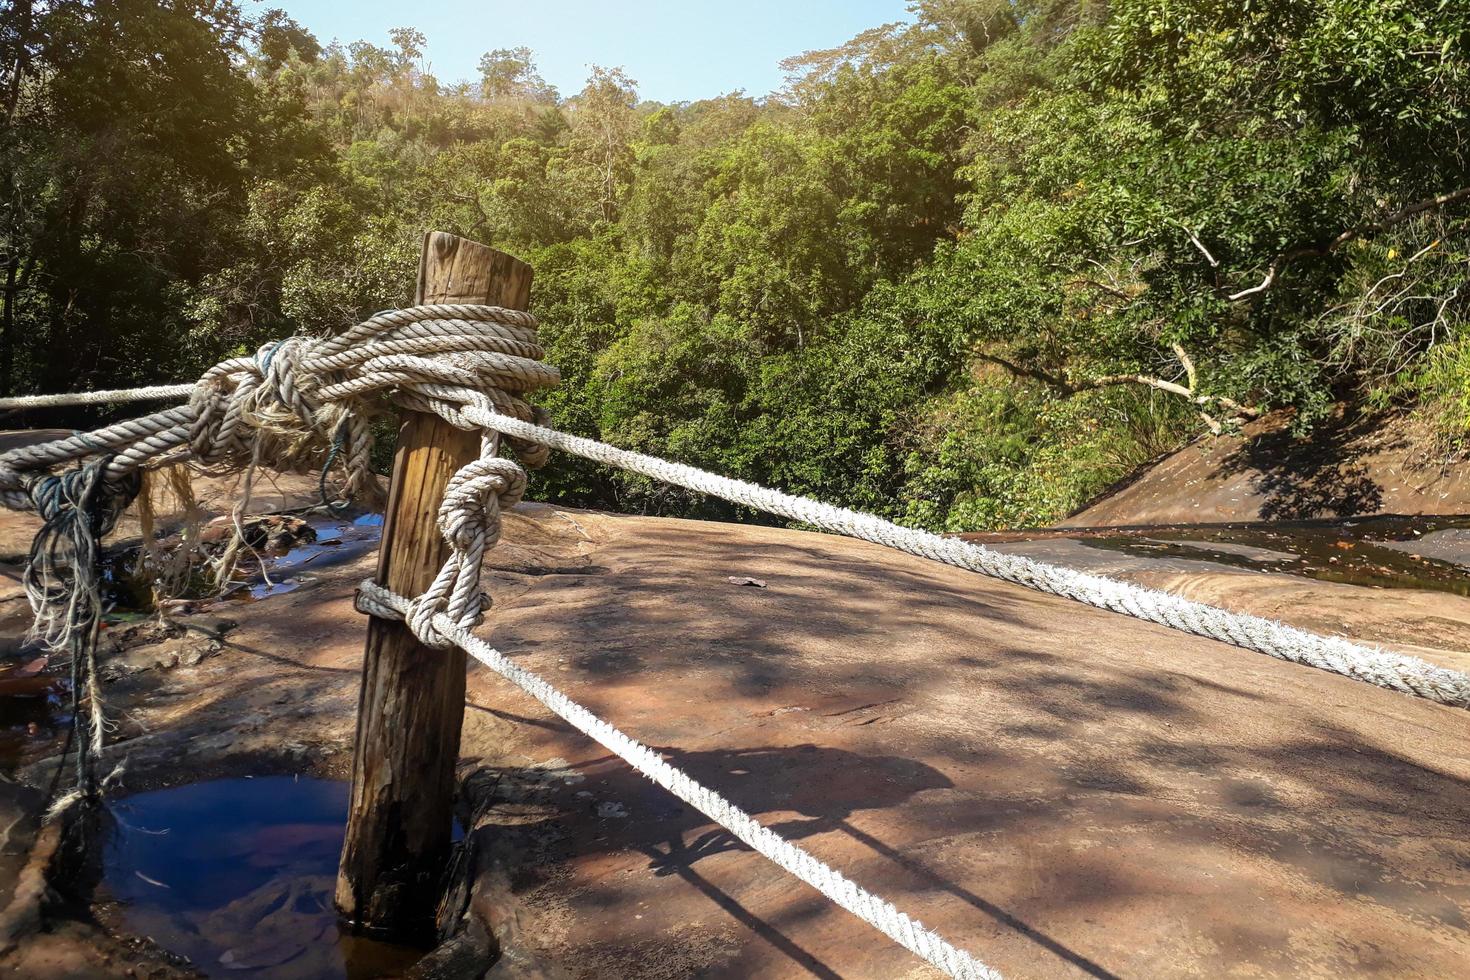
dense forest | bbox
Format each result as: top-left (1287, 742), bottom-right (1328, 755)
top-left (1, 0), bottom-right (1467, 531)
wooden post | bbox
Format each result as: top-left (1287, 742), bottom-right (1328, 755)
top-left (336, 232), bottom-right (532, 941)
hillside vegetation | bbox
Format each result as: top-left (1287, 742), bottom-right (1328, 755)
top-left (2, 0), bottom-right (1468, 531)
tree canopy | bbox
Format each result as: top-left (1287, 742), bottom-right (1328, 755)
top-left (2, 0), bottom-right (1467, 531)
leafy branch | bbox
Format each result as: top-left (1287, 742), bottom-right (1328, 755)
top-left (1226, 185), bottom-right (1470, 302)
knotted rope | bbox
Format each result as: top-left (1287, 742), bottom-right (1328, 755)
top-left (2, 304), bottom-right (560, 647)
top-left (409, 451), bottom-right (529, 645)
top-left (24, 455), bottom-right (141, 801)
top-left (5, 305), bottom-right (559, 812)
top-left (0, 304), bottom-right (558, 508)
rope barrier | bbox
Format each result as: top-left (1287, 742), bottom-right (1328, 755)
top-left (3, 321), bottom-right (1466, 709)
top-left (355, 579), bottom-right (1003, 980)
top-left (0, 383), bottom-right (196, 411)
top-left (6, 302), bottom-right (1469, 977)
top-left (457, 404), bottom-right (1470, 710)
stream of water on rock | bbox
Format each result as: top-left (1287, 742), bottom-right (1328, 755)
top-left (965, 513), bottom-right (1470, 595)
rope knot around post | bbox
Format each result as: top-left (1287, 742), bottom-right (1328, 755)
top-left (0, 304), bottom-right (561, 514)
top-left (351, 581), bottom-right (453, 653)
top-left (351, 580), bottom-right (453, 653)
top-left (383, 452), bottom-right (530, 649)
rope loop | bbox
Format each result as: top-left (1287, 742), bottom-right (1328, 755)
top-left (407, 596), bottom-right (458, 650)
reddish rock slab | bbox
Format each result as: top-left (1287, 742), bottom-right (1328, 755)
top-left (459, 512), bottom-right (1470, 979)
top-left (1066, 411), bottom-right (1469, 527)
top-left (0, 495), bottom-right (1464, 978)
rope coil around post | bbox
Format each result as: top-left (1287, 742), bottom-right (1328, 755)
top-left (0, 304), bottom-right (558, 503)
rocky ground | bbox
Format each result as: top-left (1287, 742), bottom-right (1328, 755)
top-left (1068, 410), bottom-right (1468, 526)
top-left (0, 431), bottom-right (1466, 978)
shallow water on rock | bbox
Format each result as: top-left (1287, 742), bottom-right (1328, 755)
top-left (96, 509), bottom-right (386, 611)
top-left (1079, 514), bottom-right (1470, 595)
top-left (965, 514), bottom-right (1470, 595)
top-left (241, 511), bottom-right (384, 601)
top-left (0, 673), bottom-right (66, 771)
top-left (103, 776), bottom-right (421, 979)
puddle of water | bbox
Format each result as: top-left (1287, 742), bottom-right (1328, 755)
top-left (237, 511), bottom-right (382, 602)
top-left (0, 673), bottom-right (67, 772)
top-left (103, 777), bottom-right (422, 979)
top-left (98, 509), bottom-right (385, 612)
top-left (1079, 519), bottom-right (1470, 596)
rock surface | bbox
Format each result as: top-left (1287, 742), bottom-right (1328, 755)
top-left (0, 489), bottom-right (1465, 977)
top-left (1067, 411), bottom-right (1469, 526)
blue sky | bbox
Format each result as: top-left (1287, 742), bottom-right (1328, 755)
top-left (255, 0), bottom-right (913, 103)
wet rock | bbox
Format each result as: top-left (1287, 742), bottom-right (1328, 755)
top-left (0, 800), bottom-right (56, 954)
top-left (101, 631), bottom-right (222, 679)
top-left (0, 673), bottom-right (61, 698)
top-left (99, 616), bottom-right (235, 679)
top-left (154, 598), bottom-right (198, 617)
top-left (197, 514), bottom-right (317, 556)
top-left (202, 876), bottom-right (336, 973)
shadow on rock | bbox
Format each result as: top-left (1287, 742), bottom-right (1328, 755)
top-left (1219, 413), bottom-right (1396, 520)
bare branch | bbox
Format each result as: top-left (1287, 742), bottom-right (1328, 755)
top-left (1182, 226), bottom-right (1218, 267)
top-left (973, 342), bottom-right (1260, 436)
top-left (1170, 342), bottom-right (1198, 392)
top-left (1075, 372), bottom-right (1193, 400)
top-left (1065, 277), bottom-right (1135, 301)
top-left (1068, 370), bottom-right (1260, 432)
top-left (971, 350), bottom-right (1075, 393)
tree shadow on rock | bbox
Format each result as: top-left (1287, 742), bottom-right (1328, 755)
top-left (1219, 413), bottom-right (1398, 521)
top-left (456, 742), bottom-right (1119, 980)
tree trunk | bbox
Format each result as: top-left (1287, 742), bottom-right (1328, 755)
top-left (1, 255), bottom-right (16, 397)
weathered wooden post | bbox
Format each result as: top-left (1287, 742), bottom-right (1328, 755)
top-left (336, 231), bottom-right (531, 941)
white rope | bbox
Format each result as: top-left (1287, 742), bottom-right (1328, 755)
top-left (456, 405), bottom-right (1470, 710)
top-left (1, 306), bottom-right (560, 655)
top-left (0, 383), bottom-right (196, 411)
top-left (7, 360), bottom-right (1468, 709)
top-left (354, 579), bottom-right (1002, 980)
top-left (9, 306), bottom-right (1470, 711)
